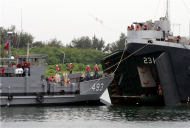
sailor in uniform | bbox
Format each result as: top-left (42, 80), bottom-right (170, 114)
top-left (94, 64), bottom-right (99, 78)
top-left (56, 65), bottom-right (60, 73)
top-left (69, 63), bottom-right (73, 74)
top-left (86, 65), bottom-right (91, 80)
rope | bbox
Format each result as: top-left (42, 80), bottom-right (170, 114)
top-left (103, 43), bottom-right (150, 72)
top-left (80, 43), bottom-right (150, 95)
top-left (113, 44), bottom-right (127, 73)
top-left (182, 44), bottom-right (190, 51)
top-left (183, 0), bottom-right (190, 14)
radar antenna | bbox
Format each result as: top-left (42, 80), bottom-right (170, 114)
top-left (165, 0), bottom-right (170, 20)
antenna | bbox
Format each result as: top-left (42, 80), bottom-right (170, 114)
top-left (21, 8), bottom-right (22, 33)
top-left (165, 0), bottom-right (169, 20)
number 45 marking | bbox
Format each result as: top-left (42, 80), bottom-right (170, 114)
top-left (92, 83), bottom-right (104, 91)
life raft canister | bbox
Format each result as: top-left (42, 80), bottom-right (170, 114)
top-left (50, 76), bottom-right (55, 81)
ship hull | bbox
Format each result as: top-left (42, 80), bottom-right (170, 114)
top-left (0, 74), bottom-right (114, 106)
top-left (101, 42), bottom-right (190, 106)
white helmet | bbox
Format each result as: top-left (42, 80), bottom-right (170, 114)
top-left (87, 65), bottom-right (89, 67)
top-left (96, 64), bottom-right (97, 66)
top-left (68, 79), bottom-right (70, 81)
top-left (70, 63), bottom-right (72, 64)
top-left (56, 65), bottom-right (58, 67)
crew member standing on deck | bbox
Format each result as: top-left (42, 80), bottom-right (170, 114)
top-left (69, 63), bottom-right (73, 74)
top-left (130, 24), bottom-right (134, 30)
top-left (86, 65), bottom-right (91, 80)
top-left (158, 84), bottom-right (162, 95)
top-left (144, 25), bottom-right (148, 30)
top-left (56, 65), bottom-right (60, 73)
top-left (136, 24), bottom-right (140, 31)
top-left (177, 35), bottom-right (181, 43)
top-left (157, 25), bottom-right (161, 31)
top-left (127, 26), bottom-right (131, 30)
top-left (94, 64), bottom-right (99, 78)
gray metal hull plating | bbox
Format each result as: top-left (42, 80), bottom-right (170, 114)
top-left (0, 74), bottom-right (114, 106)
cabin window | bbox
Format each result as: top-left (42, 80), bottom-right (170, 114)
top-left (41, 75), bottom-right (46, 81)
top-left (28, 58), bottom-right (45, 66)
top-left (38, 59), bottom-right (46, 66)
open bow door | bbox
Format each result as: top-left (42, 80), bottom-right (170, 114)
top-left (156, 52), bottom-right (181, 106)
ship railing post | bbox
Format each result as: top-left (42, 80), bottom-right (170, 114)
top-left (25, 68), bottom-right (29, 93)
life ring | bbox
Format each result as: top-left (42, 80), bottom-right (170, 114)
top-left (60, 90), bottom-right (65, 95)
top-left (8, 94), bottom-right (13, 101)
top-left (1, 69), bottom-right (5, 75)
top-left (50, 76), bottom-right (55, 81)
top-left (37, 93), bottom-right (44, 103)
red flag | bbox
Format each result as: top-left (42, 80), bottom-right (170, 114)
top-left (6, 43), bottom-right (9, 50)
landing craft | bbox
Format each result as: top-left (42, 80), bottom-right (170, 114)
top-left (101, 0), bottom-right (190, 106)
top-left (0, 32), bottom-right (114, 106)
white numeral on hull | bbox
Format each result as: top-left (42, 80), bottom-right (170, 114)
top-left (143, 57), bottom-right (155, 64)
top-left (92, 83), bottom-right (104, 91)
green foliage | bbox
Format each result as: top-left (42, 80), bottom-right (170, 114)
top-left (104, 33), bottom-right (126, 52)
top-left (72, 36), bottom-right (92, 49)
top-left (47, 38), bottom-right (63, 48)
top-left (33, 41), bottom-right (45, 47)
top-left (19, 32), bottom-right (34, 47)
top-left (1, 25), bottom-right (125, 76)
top-left (92, 35), bottom-right (105, 51)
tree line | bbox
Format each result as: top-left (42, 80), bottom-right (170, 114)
top-left (0, 25), bottom-right (126, 76)
top-left (1, 25), bottom-right (126, 53)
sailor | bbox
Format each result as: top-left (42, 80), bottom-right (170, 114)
top-left (157, 25), bottom-right (161, 31)
top-left (86, 65), bottom-right (91, 80)
top-left (34, 58), bottom-right (38, 66)
top-left (56, 65), bottom-right (60, 73)
top-left (144, 25), bottom-right (148, 30)
top-left (69, 63), bottom-right (73, 74)
top-left (165, 37), bottom-right (168, 42)
top-left (67, 79), bottom-right (70, 83)
top-left (130, 24), bottom-right (134, 30)
top-left (94, 64), bottom-right (99, 78)
top-left (177, 35), bottom-right (181, 43)
top-left (127, 26), bottom-right (131, 30)
top-left (136, 25), bottom-right (140, 30)
top-left (158, 85), bottom-right (162, 95)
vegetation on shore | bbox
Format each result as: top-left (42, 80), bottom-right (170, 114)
top-left (0, 25), bottom-right (126, 76)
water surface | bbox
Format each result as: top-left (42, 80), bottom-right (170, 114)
top-left (1, 90), bottom-right (190, 128)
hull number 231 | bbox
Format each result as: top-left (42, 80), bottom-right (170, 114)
top-left (143, 57), bottom-right (155, 64)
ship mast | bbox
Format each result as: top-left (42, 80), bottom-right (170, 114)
top-left (165, 0), bottom-right (169, 20)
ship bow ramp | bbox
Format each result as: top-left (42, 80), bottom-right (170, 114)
top-left (156, 52), bottom-right (181, 106)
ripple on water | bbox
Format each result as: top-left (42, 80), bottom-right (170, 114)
top-left (1, 105), bottom-right (190, 123)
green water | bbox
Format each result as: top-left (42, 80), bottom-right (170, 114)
top-left (1, 105), bottom-right (190, 128)
top-left (1, 91), bottom-right (190, 128)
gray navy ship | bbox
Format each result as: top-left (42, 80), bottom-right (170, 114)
top-left (0, 32), bottom-right (114, 106)
top-left (101, 0), bottom-right (190, 106)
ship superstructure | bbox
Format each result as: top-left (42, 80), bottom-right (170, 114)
top-left (101, 1), bottom-right (190, 106)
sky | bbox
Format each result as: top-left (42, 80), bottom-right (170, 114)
top-left (1, 0), bottom-right (190, 46)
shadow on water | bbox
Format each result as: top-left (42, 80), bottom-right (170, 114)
top-left (1, 105), bottom-right (190, 122)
